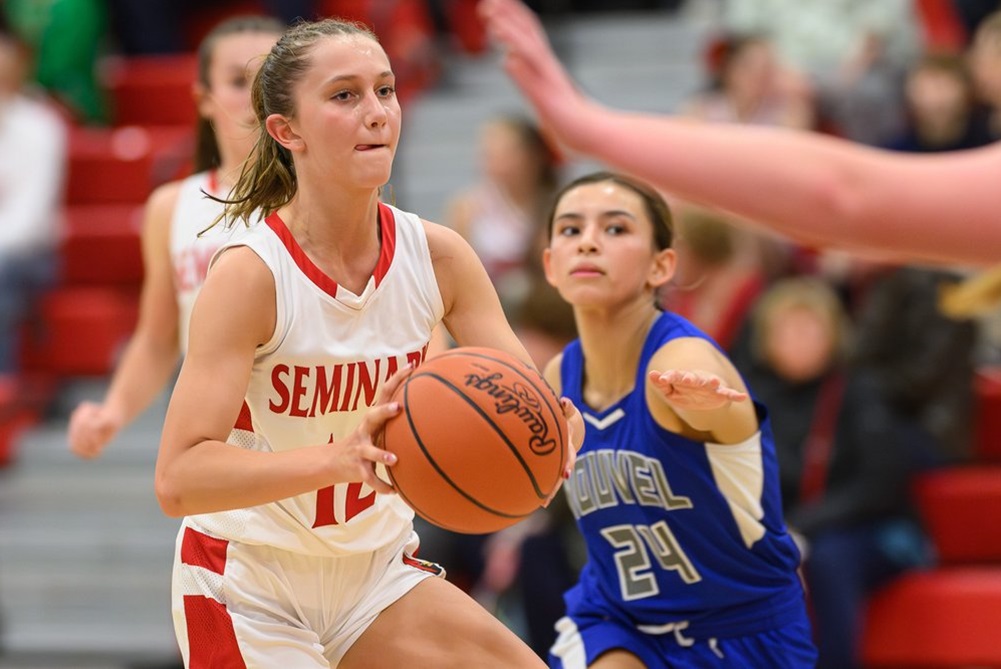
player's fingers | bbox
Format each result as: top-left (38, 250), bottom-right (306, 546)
top-left (361, 400), bottom-right (402, 434)
top-left (720, 388), bottom-right (750, 402)
top-left (376, 363), bottom-right (415, 405)
top-left (358, 451), bottom-right (396, 493)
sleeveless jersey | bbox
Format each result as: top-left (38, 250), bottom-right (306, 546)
top-left (189, 203), bottom-right (444, 557)
top-left (559, 312), bottom-right (805, 639)
top-left (169, 171), bottom-right (243, 353)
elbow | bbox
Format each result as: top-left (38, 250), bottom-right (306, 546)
top-left (155, 471), bottom-right (187, 518)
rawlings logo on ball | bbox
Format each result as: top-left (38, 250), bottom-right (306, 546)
top-left (463, 371), bottom-right (558, 456)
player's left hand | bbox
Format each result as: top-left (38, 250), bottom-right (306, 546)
top-left (649, 369), bottom-right (749, 412)
top-left (543, 397), bottom-right (582, 507)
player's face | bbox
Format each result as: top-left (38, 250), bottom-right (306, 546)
top-left (198, 31), bottom-right (278, 164)
top-left (285, 34), bottom-right (400, 190)
top-left (763, 305), bottom-right (835, 383)
top-left (544, 181), bottom-right (674, 308)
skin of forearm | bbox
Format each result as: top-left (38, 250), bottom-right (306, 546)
top-left (155, 441), bottom-right (346, 517)
top-left (103, 334), bottom-right (181, 424)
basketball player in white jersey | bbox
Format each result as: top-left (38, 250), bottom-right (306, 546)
top-left (68, 17), bottom-right (284, 458)
top-left (155, 18), bottom-right (580, 669)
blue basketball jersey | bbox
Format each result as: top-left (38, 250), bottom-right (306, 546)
top-left (559, 312), bottom-right (807, 640)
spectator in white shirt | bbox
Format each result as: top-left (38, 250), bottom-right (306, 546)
top-left (0, 30), bottom-right (67, 376)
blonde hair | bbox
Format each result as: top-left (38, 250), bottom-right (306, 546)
top-left (749, 277), bottom-right (851, 365)
top-left (938, 265), bottom-right (1001, 318)
top-left (219, 18), bottom-right (380, 227)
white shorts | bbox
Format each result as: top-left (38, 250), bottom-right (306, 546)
top-left (170, 519), bottom-right (444, 668)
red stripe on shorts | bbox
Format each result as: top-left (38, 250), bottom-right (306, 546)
top-left (180, 527), bottom-right (229, 575)
top-left (184, 595), bottom-right (247, 669)
top-left (402, 553), bottom-right (444, 576)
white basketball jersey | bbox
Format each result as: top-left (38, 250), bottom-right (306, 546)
top-left (189, 203), bottom-right (445, 556)
top-left (169, 171), bottom-right (243, 353)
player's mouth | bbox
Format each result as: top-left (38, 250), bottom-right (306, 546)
top-left (355, 143), bottom-right (388, 151)
top-left (570, 263), bottom-right (604, 277)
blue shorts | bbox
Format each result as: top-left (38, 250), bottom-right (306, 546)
top-left (548, 613), bottom-right (817, 669)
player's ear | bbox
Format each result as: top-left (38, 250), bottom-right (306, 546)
top-left (266, 113), bottom-right (304, 153)
top-left (648, 248), bottom-right (676, 289)
top-left (542, 248), bottom-right (558, 288)
top-left (193, 81), bottom-right (212, 120)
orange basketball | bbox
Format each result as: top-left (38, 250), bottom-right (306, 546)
top-left (383, 347), bottom-right (568, 534)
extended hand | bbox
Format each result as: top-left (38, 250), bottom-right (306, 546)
top-left (648, 370), bottom-right (749, 412)
top-left (478, 0), bottom-right (585, 148)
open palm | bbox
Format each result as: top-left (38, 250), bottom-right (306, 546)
top-left (649, 370), bottom-right (749, 411)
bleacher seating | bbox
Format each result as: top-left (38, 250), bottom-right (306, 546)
top-left (863, 568), bottom-right (1001, 668)
top-left (7, 0), bottom-right (447, 470)
top-left (862, 366), bottom-right (1001, 667)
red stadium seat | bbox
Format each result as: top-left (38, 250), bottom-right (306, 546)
top-left (60, 205), bottom-right (145, 286)
top-left (0, 378), bottom-right (39, 468)
top-left (862, 568), bottom-right (1001, 667)
top-left (66, 125), bottom-right (193, 205)
top-left (102, 54), bottom-right (200, 127)
top-left (20, 287), bottom-right (139, 377)
top-left (913, 467), bottom-right (1001, 564)
top-left (975, 368), bottom-right (1001, 463)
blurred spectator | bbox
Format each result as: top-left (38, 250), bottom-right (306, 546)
top-left (853, 266), bottom-right (978, 464)
top-left (952, 0), bottom-right (1001, 46)
top-left (106, 0), bottom-right (313, 55)
top-left (661, 206), bottom-right (767, 353)
top-left (684, 33), bottom-right (814, 129)
top-left (4, 0), bottom-right (108, 123)
top-left (885, 53), bottom-right (994, 152)
top-left (723, 0), bottom-right (920, 145)
top-left (445, 114), bottom-right (560, 318)
top-left (739, 277), bottom-right (933, 669)
top-left (0, 30), bottom-right (66, 378)
top-left (966, 8), bottom-right (1001, 139)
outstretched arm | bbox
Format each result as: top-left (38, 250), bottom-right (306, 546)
top-left (647, 338), bottom-right (756, 444)
top-left (479, 0), bottom-right (1001, 267)
top-left (68, 183), bottom-right (184, 459)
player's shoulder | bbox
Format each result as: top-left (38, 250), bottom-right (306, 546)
top-left (145, 178), bottom-right (186, 217)
top-left (209, 243), bottom-right (274, 290)
top-left (421, 217), bottom-right (475, 256)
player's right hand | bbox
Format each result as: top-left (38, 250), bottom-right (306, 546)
top-left (478, 0), bottom-right (586, 148)
top-left (330, 363), bottom-right (416, 495)
top-left (68, 402), bottom-right (123, 459)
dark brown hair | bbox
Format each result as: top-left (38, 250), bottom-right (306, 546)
top-left (546, 171), bottom-right (674, 251)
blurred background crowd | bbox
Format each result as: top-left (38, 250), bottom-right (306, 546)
top-left (2, 1), bottom-right (1001, 668)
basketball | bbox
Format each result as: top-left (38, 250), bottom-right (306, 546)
top-left (383, 346), bottom-right (568, 534)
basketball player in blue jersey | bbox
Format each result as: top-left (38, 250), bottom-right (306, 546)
top-left (540, 172), bottom-right (816, 668)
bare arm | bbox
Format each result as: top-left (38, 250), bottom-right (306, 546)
top-left (480, 0), bottom-right (1001, 267)
top-left (154, 246), bottom-right (403, 517)
top-left (425, 220), bottom-right (534, 367)
top-left (68, 183), bottom-right (185, 458)
top-left (646, 338), bottom-right (756, 444)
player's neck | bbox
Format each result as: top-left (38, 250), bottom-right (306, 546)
top-left (577, 305), bottom-right (657, 410)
